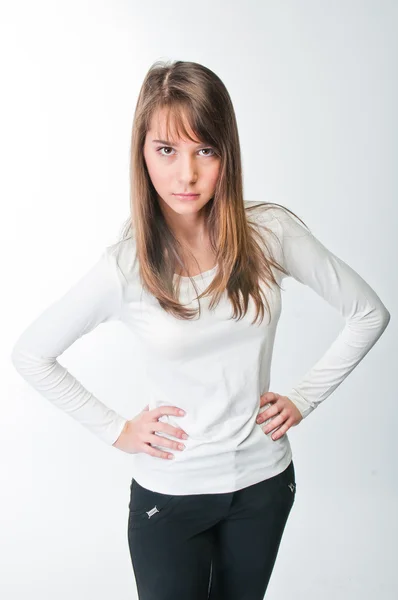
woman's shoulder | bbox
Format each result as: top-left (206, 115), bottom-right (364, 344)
top-left (244, 200), bottom-right (310, 239)
top-left (244, 200), bottom-right (293, 224)
top-left (105, 233), bottom-right (139, 287)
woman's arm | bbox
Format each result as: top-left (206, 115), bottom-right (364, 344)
top-left (269, 206), bottom-right (390, 419)
top-left (10, 247), bottom-right (128, 445)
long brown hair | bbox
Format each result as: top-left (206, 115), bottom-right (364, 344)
top-left (119, 59), bottom-right (309, 324)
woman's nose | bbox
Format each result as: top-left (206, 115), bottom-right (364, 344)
top-left (176, 157), bottom-right (198, 184)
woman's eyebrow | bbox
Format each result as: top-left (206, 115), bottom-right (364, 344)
top-left (151, 139), bottom-right (207, 147)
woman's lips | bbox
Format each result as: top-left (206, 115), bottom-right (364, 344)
top-left (173, 193), bottom-right (200, 200)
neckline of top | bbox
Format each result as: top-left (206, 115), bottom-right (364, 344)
top-left (173, 264), bottom-right (218, 283)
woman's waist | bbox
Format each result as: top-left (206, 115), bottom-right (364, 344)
top-left (133, 423), bottom-right (290, 472)
top-left (131, 430), bottom-right (292, 495)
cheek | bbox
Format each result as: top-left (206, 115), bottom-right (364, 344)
top-left (146, 159), bottom-right (168, 187)
top-left (207, 163), bottom-right (221, 188)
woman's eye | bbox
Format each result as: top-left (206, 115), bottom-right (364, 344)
top-left (157, 146), bottom-right (174, 156)
top-left (200, 148), bottom-right (216, 157)
top-left (156, 147), bottom-right (216, 157)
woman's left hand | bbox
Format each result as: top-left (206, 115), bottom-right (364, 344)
top-left (256, 391), bottom-right (303, 440)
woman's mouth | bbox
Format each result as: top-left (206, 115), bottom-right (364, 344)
top-left (173, 193), bottom-right (200, 200)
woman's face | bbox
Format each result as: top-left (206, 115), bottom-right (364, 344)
top-left (143, 108), bottom-right (221, 221)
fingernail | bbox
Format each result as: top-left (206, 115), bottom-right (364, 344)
top-left (182, 433), bottom-right (188, 439)
top-left (179, 409), bottom-right (185, 415)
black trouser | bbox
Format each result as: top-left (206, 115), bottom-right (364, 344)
top-left (127, 459), bottom-right (296, 600)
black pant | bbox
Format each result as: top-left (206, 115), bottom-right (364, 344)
top-left (127, 459), bottom-right (296, 600)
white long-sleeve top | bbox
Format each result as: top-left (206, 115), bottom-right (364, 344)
top-left (11, 203), bottom-right (390, 495)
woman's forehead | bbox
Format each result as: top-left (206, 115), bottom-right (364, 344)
top-left (148, 107), bottom-right (200, 143)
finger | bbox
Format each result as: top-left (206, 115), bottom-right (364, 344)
top-left (142, 443), bottom-right (175, 460)
top-left (257, 402), bottom-right (280, 423)
top-left (155, 421), bottom-right (189, 440)
top-left (259, 391), bottom-right (279, 407)
top-left (267, 418), bottom-right (292, 440)
top-left (151, 406), bottom-right (186, 420)
top-left (148, 433), bottom-right (186, 452)
top-left (261, 412), bottom-right (288, 434)
top-left (270, 421), bottom-right (291, 440)
top-left (259, 394), bottom-right (280, 414)
top-left (143, 404), bottom-right (149, 411)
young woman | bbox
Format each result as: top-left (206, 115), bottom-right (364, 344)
top-left (11, 60), bottom-right (390, 599)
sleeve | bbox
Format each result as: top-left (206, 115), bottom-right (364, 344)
top-left (10, 247), bottom-right (129, 445)
top-left (270, 207), bottom-right (391, 419)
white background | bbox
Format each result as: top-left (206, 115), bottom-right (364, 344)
top-left (2, 1), bottom-right (397, 598)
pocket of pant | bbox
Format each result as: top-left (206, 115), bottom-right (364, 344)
top-left (275, 460), bottom-right (297, 498)
top-left (128, 479), bottom-right (181, 528)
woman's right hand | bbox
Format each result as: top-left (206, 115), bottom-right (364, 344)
top-left (112, 404), bottom-right (189, 459)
